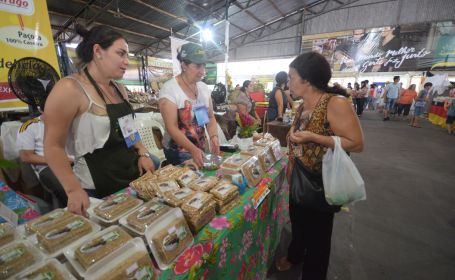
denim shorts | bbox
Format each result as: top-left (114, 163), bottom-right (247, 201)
top-left (385, 98), bottom-right (396, 110)
top-left (446, 115), bottom-right (455, 124)
top-left (414, 106), bottom-right (425, 116)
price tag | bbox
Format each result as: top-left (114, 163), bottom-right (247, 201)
top-left (251, 187), bottom-right (270, 209)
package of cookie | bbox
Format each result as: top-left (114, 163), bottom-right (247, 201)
top-left (241, 156), bottom-right (265, 187)
top-left (270, 139), bottom-right (284, 161)
top-left (0, 240), bottom-right (42, 279)
top-left (152, 179), bottom-right (180, 197)
top-left (188, 176), bottom-right (219, 192)
top-left (130, 172), bottom-right (157, 201)
top-left (35, 215), bottom-right (99, 257)
top-left (16, 258), bottom-right (77, 280)
top-left (121, 201), bottom-right (172, 235)
top-left (162, 188), bottom-right (195, 207)
top-left (24, 208), bottom-right (74, 235)
top-left (64, 226), bottom-right (132, 277)
top-left (175, 167), bottom-right (199, 187)
top-left (90, 193), bottom-right (143, 225)
top-left (210, 180), bottom-right (239, 203)
top-left (145, 208), bottom-right (193, 270)
top-left (88, 238), bottom-right (156, 280)
top-left (181, 192), bottom-right (216, 233)
top-left (156, 164), bottom-right (180, 179)
top-left (220, 153), bottom-right (251, 170)
top-left (218, 195), bottom-right (240, 215)
top-left (0, 223), bottom-right (18, 248)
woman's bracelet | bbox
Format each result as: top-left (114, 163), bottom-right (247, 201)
top-left (209, 134), bottom-right (218, 140)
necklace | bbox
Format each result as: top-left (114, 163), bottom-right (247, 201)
top-left (180, 75), bottom-right (198, 99)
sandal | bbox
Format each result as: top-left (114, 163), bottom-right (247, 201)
top-left (275, 257), bottom-right (292, 272)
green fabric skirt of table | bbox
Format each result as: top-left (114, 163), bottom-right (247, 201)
top-left (156, 157), bottom-right (290, 280)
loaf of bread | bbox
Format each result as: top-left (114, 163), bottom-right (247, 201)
top-left (162, 188), bottom-right (195, 207)
top-left (95, 250), bottom-right (155, 280)
top-left (24, 209), bottom-right (74, 235)
top-left (188, 176), bottom-right (218, 192)
top-left (37, 216), bottom-right (93, 254)
top-left (151, 218), bottom-right (193, 265)
top-left (93, 194), bottom-right (141, 222)
top-left (126, 201), bottom-right (171, 234)
top-left (0, 242), bottom-right (36, 279)
top-left (75, 227), bottom-right (132, 270)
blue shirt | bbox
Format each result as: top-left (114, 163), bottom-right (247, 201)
top-left (448, 99), bottom-right (455, 117)
top-left (386, 83), bottom-right (400, 99)
top-left (415, 89), bottom-right (428, 107)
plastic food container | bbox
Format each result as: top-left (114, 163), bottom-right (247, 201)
top-left (175, 167), bottom-right (199, 188)
top-left (144, 208), bottom-right (193, 270)
top-left (130, 172), bottom-right (158, 201)
top-left (30, 216), bottom-right (101, 259)
top-left (0, 240), bottom-right (43, 279)
top-left (156, 164), bottom-right (180, 178)
top-left (24, 208), bottom-right (74, 235)
top-left (162, 188), bottom-right (195, 207)
top-left (188, 176), bottom-right (219, 192)
top-left (181, 192), bottom-right (216, 233)
top-left (87, 238), bottom-right (156, 280)
top-left (220, 154), bottom-right (252, 169)
top-left (16, 258), bottom-right (77, 280)
top-left (64, 225), bottom-right (133, 277)
top-left (88, 193), bottom-right (143, 225)
top-left (241, 156), bottom-right (265, 187)
top-left (203, 154), bottom-right (222, 170)
top-left (152, 180), bottom-right (181, 197)
top-left (270, 139), bottom-right (284, 161)
top-left (0, 223), bottom-right (19, 248)
top-left (119, 200), bottom-right (173, 235)
top-left (241, 145), bottom-right (275, 172)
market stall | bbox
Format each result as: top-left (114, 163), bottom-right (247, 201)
top-left (428, 98), bottom-right (455, 129)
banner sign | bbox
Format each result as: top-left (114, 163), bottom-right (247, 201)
top-left (301, 21), bottom-right (455, 73)
top-left (0, 0), bottom-right (60, 111)
top-left (147, 57), bottom-right (173, 92)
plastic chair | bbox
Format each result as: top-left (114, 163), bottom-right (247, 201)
top-left (134, 118), bottom-right (166, 163)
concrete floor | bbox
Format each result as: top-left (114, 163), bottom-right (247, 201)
top-left (267, 110), bottom-right (455, 280)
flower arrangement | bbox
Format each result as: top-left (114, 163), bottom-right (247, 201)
top-left (236, 112), bottom-right (259, 138)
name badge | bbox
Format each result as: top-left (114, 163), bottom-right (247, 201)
top-left (193, 105), bottom-right (209, 126)
top-left (118, 114), bottom-right (141, 148)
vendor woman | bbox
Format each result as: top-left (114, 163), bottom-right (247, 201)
top-left (159, 42), bottom-right (220, 168)
top-left (44, 25), bottom-right (160, 216)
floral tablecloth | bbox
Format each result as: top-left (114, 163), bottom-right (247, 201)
top-left (157, 157), bottom-right (289, 280)
top-left (0, 181), bottom-right (40, 224)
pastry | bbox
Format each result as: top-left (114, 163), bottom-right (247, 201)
top-left (210, 181), bottom-right (239, 202)
top-left (126, 201), bottom-right (171, 234)
top-left (93, 194), bottom-right (141, 222)
top-left (188, 176), bottom-right (218, 192)
top-left (24, 209), bottom-right (74, 235)
top-left (162, 188), bottom-right (195, 207)
top-left (175, 168), bottom-right (199, 188)
top-left (153, 180), bottom-right (180, 197)
top-left (130, 173), bottom-right (157, 201)
top-left (181, 192), bottom-right (216, 233)
top-left (0, 242), bottom-right (36, 279)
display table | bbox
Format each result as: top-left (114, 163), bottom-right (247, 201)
top-left (157, 157), bottom-right (289, 279)
top-left (428, 100), bottom-right (455, 129)
top-left (266, 121), bottom-right (291, 147)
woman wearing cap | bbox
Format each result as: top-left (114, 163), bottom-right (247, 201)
top-left (159, 42), bottom-right (220, 168)
top-left (267, 71), bottom-right (289, 121)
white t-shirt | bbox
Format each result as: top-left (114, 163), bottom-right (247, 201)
top-left (16, 117), bottom-right (46, 174)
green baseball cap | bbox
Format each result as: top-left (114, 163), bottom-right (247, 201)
top-left (179, 42), bottom-right (212, 64)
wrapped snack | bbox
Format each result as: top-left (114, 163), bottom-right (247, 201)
top-left (0, 223), bottom-right (16, 247)
top-left (19, 259), bottom-right (75, 280)
top-left (0, 241), bottom-right (38, 279)
top-left (254, 136), bottom-right (275, 147)
top-left (270, 139), bottom-right (284, 161)
top-left (24, 208), bottom-right (74, 235)
top-left (181, 192), bottom-right (216, 233)
top-left (125, 201), bottom-right (172, 234)
top-left (130, 173), bottom-right (157, 201)
top-left (153, 180), bottom-right (180, 197)
top-left (257, 146), bottom-right (275, 172)
top-left (221, 154), bottom-right (251, 169)
top-left (37, 216), bottom-right (93, 254)
top-left (175, 167), bottom-right (199, 187)
top-left (145, 209), bottom-right (193, 269)
top-left (240, 144), bottom-right (264, 156)
top-left (74, 226), bottom-right (132, 270)
top-left (162, 188), bottom-right (195, 207)
top-left (218, 195), bottom-right (240, 215)
top-left (188, 176), bottom-right (219, 192)
top-left (156, 164), bottom-right (180, 178)
top-left (93, 193), bottom-right (142, 223)
top-left (210, 181), bottom-right (239, 203)
top-left (241, 156), bottom-right (264, 187)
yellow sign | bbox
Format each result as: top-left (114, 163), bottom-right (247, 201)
top-left (0, 0), bottom-right (60, 111)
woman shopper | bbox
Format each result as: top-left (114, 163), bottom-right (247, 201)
top-left (159, 42), bottom-right (220, 168)
top-left (275, 52), bottom-right (364, 280)
top-left (397, 84), bottom-right (417, 119)
top-left (235, 80), bottom-right (260, 121)
top-left (44, 25), bottom-right (160, 216)
top-left (410, 82), bottom-right (432, 128)
top-left (356, 81), bottom-right (368, 116)
top-left (267, 71), bottom-right (288, 121)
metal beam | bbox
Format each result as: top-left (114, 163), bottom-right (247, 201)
top-left (53, 0), bottom-right (96, 40)
top-left (266, 0), bottom-right (285, 17)
top-left (133, 0), bottom-right (187, 23)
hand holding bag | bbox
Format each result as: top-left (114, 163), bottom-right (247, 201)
top-left (322, 136), bottom-right (366, 205)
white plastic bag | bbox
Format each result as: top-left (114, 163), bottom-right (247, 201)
top-left (322, 136), bottom-right (366, 205)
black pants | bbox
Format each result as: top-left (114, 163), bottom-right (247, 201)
top-left (397, 103), bottom-right (411, 116)
top-left (287, 202), bottom-right (335, 280)
top-left (356, 98), bottom-right (365, 116)
top-left (39, 167), bottom-right (68, 208)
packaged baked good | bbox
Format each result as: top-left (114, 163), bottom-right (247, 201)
top-left (270, 139), bottom-right (284, 161)
top-left (92, 193), bottom-right (143, 224)
top-left (130, 172), bottom-right (157, 200)
top-left (188, 176), bottom-right (219, 192)
top-left (241, 144), bottom-right (275, 171)
top-left (123, 201), bottom-right (172, 235)
top-left (89, 238), bottom-right (156, 280)
top-left (0, 241), bottom-right (40, 279)
top-left (254, 136), bottom-right (275, 147)
top-left (153, 179), bottom-right (180, 197)
top-left (181, 192), bottom-right (216, 233)
top-left (145, 208), bottom-right (193, 270)
top-left (218, 195), bottom-right (240, 215)
top-left (74, 226), bottom-right (132, 270)
top-left (36, 215), bottom-right (94, 254)
top-left (162, 188), bottom-right (195, 207)
top-left (220, 154), bottom-right (251, 169)
top-left (241, 156), bottom-right (264, 187)
top-left (210, 180), bottom-right (239, 202)
top-left (240, 145), bottom-right (264, 156)
top-left (156, 164), bottom-right (180, 178)
top-left (24, 208), bottom-right (74, 235)
top-left (17, 258), bottom-right (76, 280)
top-left (0, 223), bottom-right (16, 247)
top-left (175, 167), bottom-right (199, 187)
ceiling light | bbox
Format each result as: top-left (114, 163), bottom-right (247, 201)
top-left (202, 28), bottom-right (212, 42)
